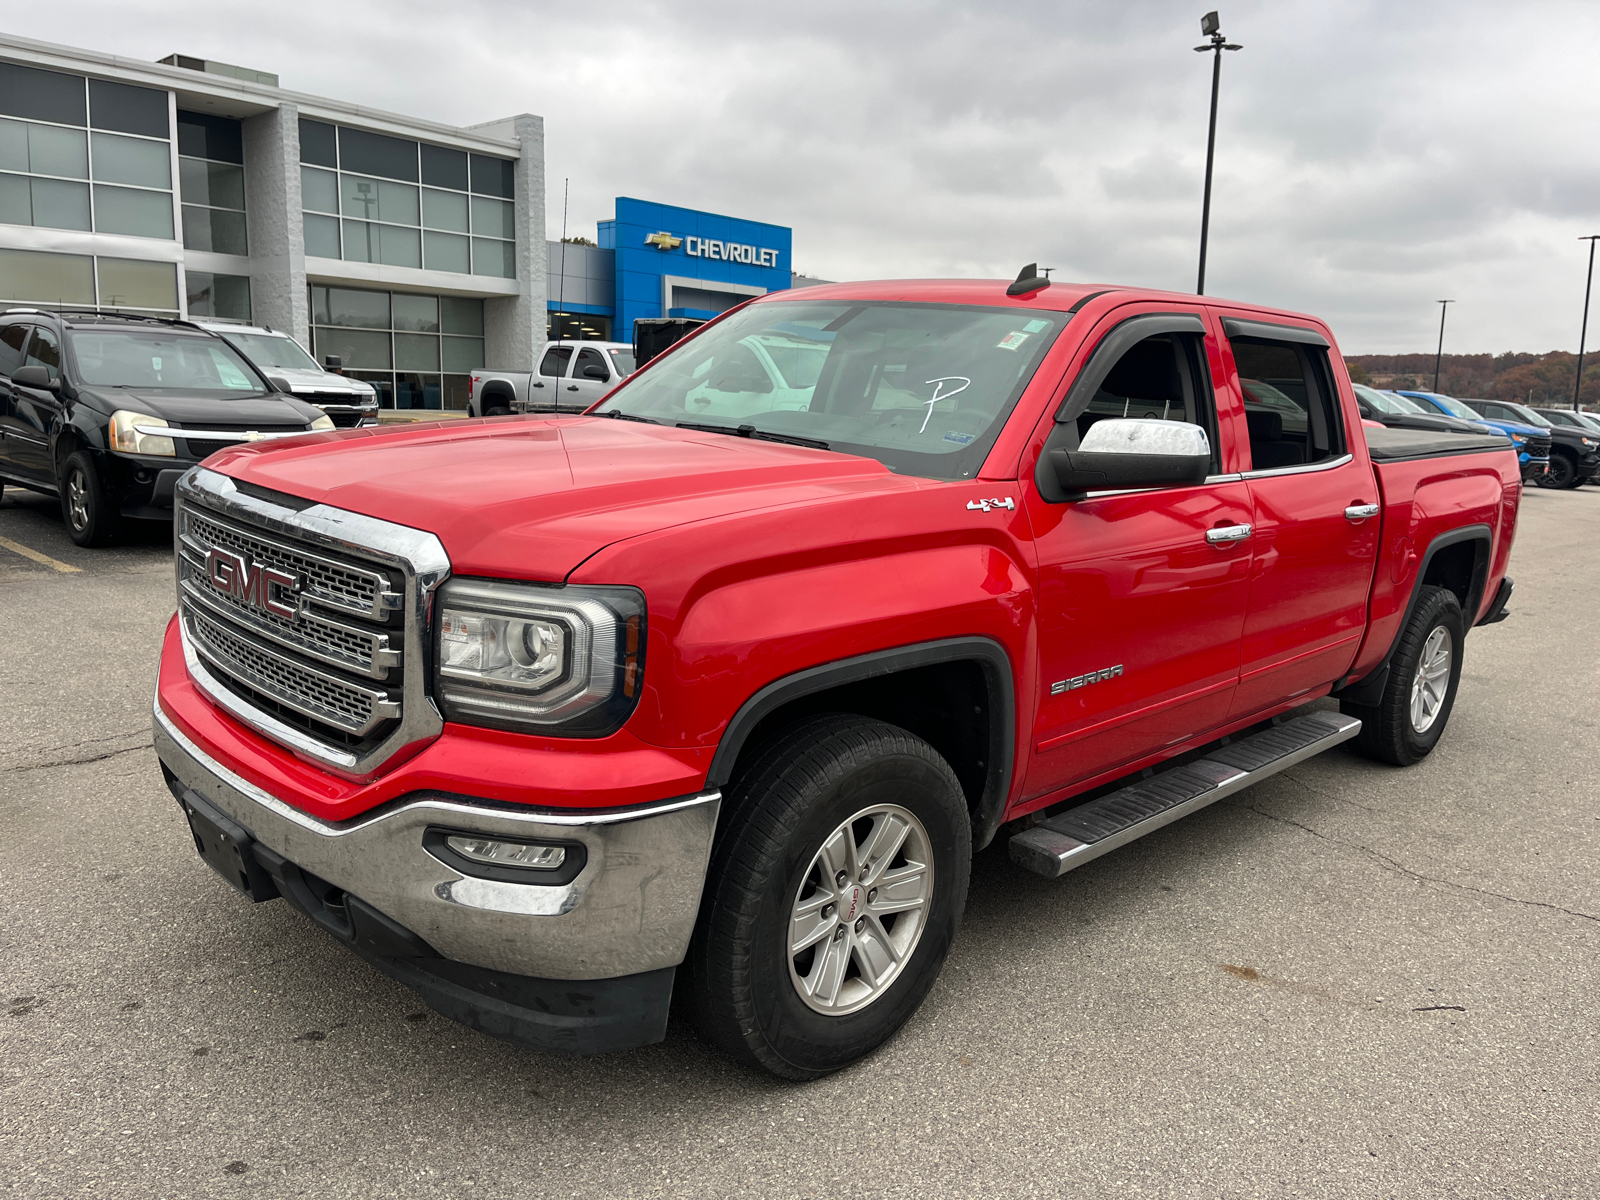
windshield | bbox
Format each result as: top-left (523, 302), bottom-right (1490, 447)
top-left (1416, 393), bottom-right (1480, 420)
top-left (597, 300), bottom-right (1067, 480)
top-left (223, 331), bottom-right (322, 372)
top-left (69, 330), bottom-right (265, 391)
top-left (1353, 385), bottom-right (1418, 414)
top-left (606, 348), bottom-right (637, 376)
top-left (1498, 401), bottom-right (1551, 427)
top-left (1578, 412), bottom-right (1600, 432)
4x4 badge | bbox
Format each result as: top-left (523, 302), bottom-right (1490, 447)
top-left (966, 497), bottom-right (1015, 513)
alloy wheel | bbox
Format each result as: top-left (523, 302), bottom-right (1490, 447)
top-left (66, 468), bottom-right (89, 531)
top-left (787, 804), bottom-right (933, 1016)
top-left (1409, 626), bottom-right (1453, 733)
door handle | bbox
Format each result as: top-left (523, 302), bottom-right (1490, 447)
top-left (1345, 504), bottom-right (1380, 522)
top-left (1205, 523), bottom-right (1252, 544)
top-left (531, 381), bottom-right (545, 388)
top-left (566, 385), bottom-right (579, 392)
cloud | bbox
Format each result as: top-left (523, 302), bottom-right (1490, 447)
top-left (22, 0), bottom-right (1600, 352)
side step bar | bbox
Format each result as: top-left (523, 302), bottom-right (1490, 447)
top-left (1009, 710), bottom-right (1361, 879)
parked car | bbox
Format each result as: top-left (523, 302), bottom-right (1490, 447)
top-left (195, 322), bottom-right (378, 428)
top-left (1535, 407), bottom-right (1600, 435)
top-left (1456, 398), bottom-right (1596, 489)
top-left (0, 310), bottom-right (332, 545)
top-left (1398, 390), bottom-right (1551, 482)
top-left (153, 276), bottom-right (1519, 1079)
top-left (1352, 384), bottom-right (1501, 436)
top-left (469, 340), bottom-right (635, 417)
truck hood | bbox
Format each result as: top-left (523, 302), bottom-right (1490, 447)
top-left (210, 416), bottom-right (908, 580)
top-left (268, 368), bottom-right (375, 398)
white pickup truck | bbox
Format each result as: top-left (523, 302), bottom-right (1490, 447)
top-left (469, 340), bottom-right (635, 417)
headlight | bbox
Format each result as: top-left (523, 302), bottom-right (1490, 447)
top-left (1509, 434), bottom-right (1527, 445)
top-left (108, 410), bottom-right (175, 456)
top-left (434, 578), bottom-right (645, 736)
top-left (308, 415), bottom-right (335, 431)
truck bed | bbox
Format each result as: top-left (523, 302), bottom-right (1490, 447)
top-left (1363, 425), bottom-right (1510, 461)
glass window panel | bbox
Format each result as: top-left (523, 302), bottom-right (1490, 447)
top-left (469, 154), bottom-right (514, 198)
top-left (93, 183), bottom-right (173, 238)
top-left (422, 230), bottom-right (469, 273)
top-left (422, 187), bottom-right (467, 232)
top-left (182, 205), bottom-right (247, 255)
top-left (97, 257), bottom-right (178, 311)
top-left (0, 247), bottom-right (94, 305)
top-left (378, 179), bottom-right (418, 226)
top-left (301, 166), bottom-right (338, 214)
top-left (91, 131), bottom-right (171, 188)
top-left (0, 63), bottom-right (87, 126)
top-left (441, 296), bottom-right (483, 336)
top-left (471, 237), bottom-right (515, 278)
top-left (89, 79), bottom-right (169, 138)
top-left (338, 127), bottom-right (417, 182)
top-left (299, 118), bottom-right (337, 168)
top-left (303, 212), bottom-right (340, 258)
top-left (377, 224), bottom-right (421, 269)
top-left (443, 373), bottom-right (471, 411)
top-left (29, 123), bottom-right (87, 179)
top-left (341, 175), bottom-right (380, 220)
top-left (0, 323), bottom-right (27, 374)
top-left (324, 287), bottom-right (390, 329)
top-left (186, 271), bottom-right (252, 321)
top-left (0, 119), bottom-right (27, 172)
top-left (311, 286), bottom-right (329, 325)
top-left (397, 373), bottom-right (442, 410)
top-left (0, 172), bottom-right (29, 224)
top-left (176, 111), bottom-right (242, 164)
top-left (471, 195), bottom-right (514, 240)
top-left (420, 144), bottom-right (468, 191)
top-left (180, 158), bottom-right (244, 209)
top-left (342, 218), bottom-right (376, 262)
top-left (442, 336), bottom-right (484, 373)
top-left (395, 332), bottom-right (439, 371)
top-left (392, 293), bottom-right (438, 332)
top-left (31, 178), bottom-right (91, 231)
top-left (314, 326), bottom-right (390, 369)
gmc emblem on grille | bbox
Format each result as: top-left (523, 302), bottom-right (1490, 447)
top-left (205, 547), bottom-right (299, 620)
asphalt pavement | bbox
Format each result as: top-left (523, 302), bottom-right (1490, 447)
top-left (1, 479), bottom-right (1596, 1200)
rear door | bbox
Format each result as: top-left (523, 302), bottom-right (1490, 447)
top-left (1021, 306), bottom-right (1256, 799)
top-left (1217, 316), bottom-right (1381, 716)
top-left (0, 322), bottom-right (31, 474)
top-left (10, 325), bottom-right (64, 482)
top-left (529, 344), bottom-right (573, 411)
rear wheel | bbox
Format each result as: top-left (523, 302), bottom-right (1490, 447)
top-left (684, 715), bottom-right (971, 1079)
top-left (59, 450), bottom-right (121, 547)
top-left (1342, 584), bottom-right (1464, 766)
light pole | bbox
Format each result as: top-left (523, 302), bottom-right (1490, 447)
top-left (1573, 235), bottom-right (1600, 412)
top-left (1432, 300), bottom-right (1454, 393)
top-left (1194, 11), bottom-right (1242, 295)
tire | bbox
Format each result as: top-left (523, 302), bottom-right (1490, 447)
top-left (59, 450), bottom-right (122, 547)
top-left (1342, 584), bottom-right (1465, 766)
top-left (684, 714), bottom-right (972, 1079)
top-left (484, 406), bottom-right (511, 417)
top-left (1541, 452), bottom-right (1577, 490)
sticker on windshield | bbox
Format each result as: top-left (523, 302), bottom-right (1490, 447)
top-left (1023, 319), bottom-right (1050, 333)
top-left (944, 431), bottom-right (975, 446)
top-left (996, 332), bottom-right (1030, 352)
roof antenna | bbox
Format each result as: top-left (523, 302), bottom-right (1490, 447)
top-left (1007, 263), bottom-right (1052, 297)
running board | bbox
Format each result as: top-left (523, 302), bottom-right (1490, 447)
top-left (1008, 710), bottom-right (1362, 879)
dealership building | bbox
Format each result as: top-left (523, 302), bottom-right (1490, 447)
top-left (0, 34), bottom-right (799, 410)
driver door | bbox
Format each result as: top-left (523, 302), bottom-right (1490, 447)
top-left (1021, 309), bottom-right (1255, 802)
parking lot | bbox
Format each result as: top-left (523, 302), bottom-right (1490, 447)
top-left (1, 480), bottom-right (1595, 1200)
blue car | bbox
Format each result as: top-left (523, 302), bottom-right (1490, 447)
top-left (1397, 391), bottom-right (1549, 481)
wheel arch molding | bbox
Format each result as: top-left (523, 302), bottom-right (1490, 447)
top-left (706, 637), bottom-right (1017, 851)
top-left (1337, 523), bottom-right (1491, 707)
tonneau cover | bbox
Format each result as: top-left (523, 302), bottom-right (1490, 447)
top-left (1363, 426), bottom-right (1512, 462)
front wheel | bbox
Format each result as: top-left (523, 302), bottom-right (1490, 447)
top-left (1540, 453), bottom-right (1577, 489)
top-left (1342, 584), bottom-right (1465, 766)
top-left (59, 450), bottom-right (122, 547)
top-left (684, 715), bottom-right (971, 1079)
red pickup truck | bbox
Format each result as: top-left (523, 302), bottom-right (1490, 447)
top-left (153, 275), bottom-right (1519, 1079)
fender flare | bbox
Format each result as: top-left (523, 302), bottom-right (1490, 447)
top-left (706, 637), bottom-right (1017, 850)
top-left (1336, 523), bottom-right (1491, 707)
top-left (477, 381), bottom-right (517, 415)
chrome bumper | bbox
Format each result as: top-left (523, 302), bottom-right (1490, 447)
top-left (153, 700), bottom-right (719, 981)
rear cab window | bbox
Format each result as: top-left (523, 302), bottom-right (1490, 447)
top-left (539, 345), bottom-right (574, 378)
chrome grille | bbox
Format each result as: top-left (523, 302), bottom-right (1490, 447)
top-left (174, 467), bottom-right (450, 780)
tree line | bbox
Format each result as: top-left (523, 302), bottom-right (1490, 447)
top-left (1343, 350), bottom-right (1600, 406)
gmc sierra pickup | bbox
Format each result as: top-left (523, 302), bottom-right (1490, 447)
top-left (152, 272), bottom-right (1519, 1079)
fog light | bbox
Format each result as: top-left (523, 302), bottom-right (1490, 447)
top-left (445, 835), bottom-right (565, 870)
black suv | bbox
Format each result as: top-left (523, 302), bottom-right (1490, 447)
top-left (1462, 398), bottom-right (1600, 490)
top-left (0, 311), bottom-right (331, 546)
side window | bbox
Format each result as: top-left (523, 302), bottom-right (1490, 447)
top-left (1076, 332), bottom-right (1220, 473)
top-left (1484, 403), bottom-right (1514, 421)
top-left (538, 345), bottom-right (573, 378)
top-left (24, 327), bottom-right (62, 381)
top-left (575, 346), bottom-right (607, 380)
top-left (1230, 337), bottom-right (1345, 471)
top-left (0, 324), bottom-right (28, 377)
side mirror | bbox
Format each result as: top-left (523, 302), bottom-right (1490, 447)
top-left (1048, 418), bottom-right (1210, 496)
top-left (11, 365), bottom-right (60, 392)
top-left (266, 374), bottom-right (293, 394)
top-left (582, 364), bottom-right (609, 381)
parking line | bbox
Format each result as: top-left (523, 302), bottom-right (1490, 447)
top-left (0, 534), bottom-right (81, 574)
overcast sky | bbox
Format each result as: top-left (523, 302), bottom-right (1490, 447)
top-left (27, 0), bottom-right (1600, 353)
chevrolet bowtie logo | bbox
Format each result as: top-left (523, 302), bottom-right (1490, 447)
top-left (644, 231), bottom-right (683, 251)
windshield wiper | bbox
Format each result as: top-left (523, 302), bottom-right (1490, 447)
top-left (675, 421), bottom-right (829, 450)
top-left (598, 410), bottom-right (657, 423)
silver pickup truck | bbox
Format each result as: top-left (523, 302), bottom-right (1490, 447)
top-left (468, 340), bottom-right (635, 417)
